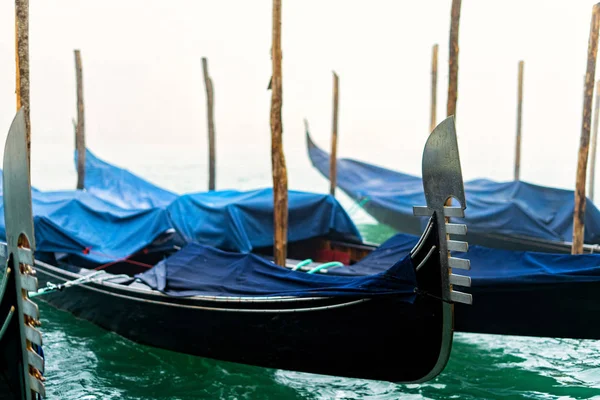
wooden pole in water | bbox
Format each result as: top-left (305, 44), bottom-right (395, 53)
top-left (330, 72), bottom-right (339, 196)
top-left (202, 57), bottom-right (216, 191)
top-left (74, 50), bottom-right (86, 190)
top-left (270, 0), bottom-right (288, 266)
top-left (430, 44), bottom-right (438, 133)
top-left (589, 81), bottom-right (600, 202)
top-left (514, 60), bottom-right (524, 181)
top-left (447, 0), bottom-right (461, 119)
top-left (573, 3), bottom-right (600, 255)
top-left (15, 0), bottom-right (30, 163)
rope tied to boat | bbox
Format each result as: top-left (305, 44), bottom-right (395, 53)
top-left (29, 271), bottom-right (130, 298)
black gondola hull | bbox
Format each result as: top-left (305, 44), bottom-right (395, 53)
top-left (34, 261), bottom-right (446, 383)
top-left (455, 281), bottom-right (600, 339)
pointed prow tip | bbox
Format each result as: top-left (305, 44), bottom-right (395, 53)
top-left (422, 115), bottom-right (466, 211)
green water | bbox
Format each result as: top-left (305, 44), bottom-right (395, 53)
top-left (34, 223), bottom-right (600, 399)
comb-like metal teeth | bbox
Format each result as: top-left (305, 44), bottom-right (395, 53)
top-left (447, 240), bottom-right (468, 252)
top-left (21, 298), bottom-right (39, 320)
top-left (20, 273), bottom-right (38, 292)
top-left (27, 349), bottom-right (44, 374)
top-left (448, 257), bottom-right (470, 270)
top-left (450, 290), bottom-right (473, 305)
top-left (449, 273), bottom-right (471, 287)
top-left (413, 206), bottom-right (466, 218)
top-left (17, 247), bottom-right (33, 266)
top-left (25, 325), bottom-right (42, 347)
top-left (29, 375), bottom-right (46, 397)
top-left (443, 206), bottom-right (465, 218)
top-left (413, 206), bottom-right (432, 217)
top-left (446, 223), bottom-right (467, 235)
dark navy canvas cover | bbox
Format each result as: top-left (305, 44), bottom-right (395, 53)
top-left (308, 136), bottom-right (600, 244)
top-left (167, 189), bottom-right (362, 252)
top-left (136, 242), bottom-right (417, 300)
top-left (335, 233), bottom-right (600, 286)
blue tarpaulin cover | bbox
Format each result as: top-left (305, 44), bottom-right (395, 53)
top-left (167, 189), bottom-right (361, 252)
top-left (136, 242), bottom-right (417, 300)
top-left (0, 190), bottom-right (173, 263)
top-left (308, 136), bottom-right (600, 244)
top-left (333, 233), bottom-right (600, 286)
top-left (78, 149), bottom-right (362, 253)
top-left (79, 150), bottom-right (176, 209)
top-left (0, 150), bottom-right (364, 263)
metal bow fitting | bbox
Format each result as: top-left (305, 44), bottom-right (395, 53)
top-left (1, 109), bottom-right (45, 399)
top-left (413, 116), bottom-right (472, 305)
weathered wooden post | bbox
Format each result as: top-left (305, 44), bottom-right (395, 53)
top-left (15, 0), bottom-right (30, 163)
top-left (202, 57), bottom-right (216, 191)
top-left (588, 81), bottom-right (600, 202)
top-left (430, 44), bottom-right (438, 133)
top-left (447, 0), bottom-right (461, 118)
top-left (74, 50), bottom-right (86, 190)
top-left (270, 0), bottom-right (288, 266)
top-left (330, 72), bottom-right (339, 196)
top-left (573, 3), bottom-right (600, 255)
top-left (514, 60), bottom-right (524, 181)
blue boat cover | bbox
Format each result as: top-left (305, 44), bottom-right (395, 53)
top-left (78, 149), bottom-right (177, 209)
top-left (167, 189), bottom-right (361, 252)
top-left (0, 149), bottom-right (362, 263)
top-left (77, 149), bottom-right (362, 253)
top-left (307, 136), bottom-right (600, 244)
top-left (332, 233), bottom-right (600, 286)
top-left (136, 242), bottom-right (417, 300)
top-left (0, 190), bottom-right (173, 263)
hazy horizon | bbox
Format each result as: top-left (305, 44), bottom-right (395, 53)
top-left (0, 0), bottom-right (599, 200)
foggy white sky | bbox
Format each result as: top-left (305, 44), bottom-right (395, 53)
top-left (0, 0), bottom-right (598, 197)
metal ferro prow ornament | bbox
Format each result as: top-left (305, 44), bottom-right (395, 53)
top-left (413, 116), bottom-right (472, 305)
top-left (0, 109), bottom-right (45, 399)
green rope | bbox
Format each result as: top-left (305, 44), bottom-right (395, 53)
top-left (347, 196), bottom-right (371, 217)
top-left (307, 261), bottom-right (344, 274)
top-left (292, 259), bottom-right (313, 271)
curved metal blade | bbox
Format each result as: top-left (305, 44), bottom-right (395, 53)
top-left (422, 116), bottom-right (466, 210)
top-left (4, 109), bottom-right (35, 252)
top-left (413, 116), bottom-right (471, 304)
top-left (2, 109), bottom-right (44, 399)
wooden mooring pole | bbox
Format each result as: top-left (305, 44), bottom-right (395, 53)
top-left (430, 44), bottom-right (438, 133)
top-left (330, 72), bottom-right (339, 196)
top-left (588, 81), bottom-right (600, 202)
top-left (270, 0), bottom-right (288, 266)
top-left (15, 0), bottom-right (30, 163)
top-left (447, 0), bottom-right (461, 119)
top-left (202, 57), bottom-right (216, 191)
top-left (573, 3), bottom-right (600, 255)
top-left (74, 50), bottom-right (86, 190)
top-left (514, 60), bottom-right (524, 181)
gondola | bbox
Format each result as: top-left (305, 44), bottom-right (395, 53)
top-left (0, 110), bottom-right (45, 399)
top-left (305, 125), bottom-right (600, 254)
top-left (31, 117), bottom-right (472, 383)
